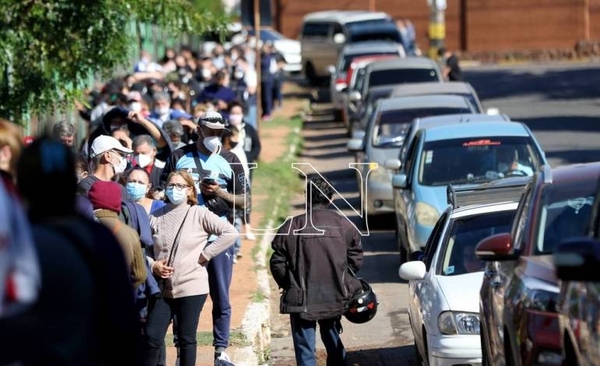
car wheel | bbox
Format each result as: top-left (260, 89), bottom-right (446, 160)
top-left (305, 62), bottom-right (319, 86)
top-left (504, 329), bottom-right (517, 366)
top-left (563, 335), bottom-right (579, 366)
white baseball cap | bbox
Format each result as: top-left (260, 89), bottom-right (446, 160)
top-left (197, 110), bottom-right (227, 130)
top-left (89, 135), bottom-right (133, 158)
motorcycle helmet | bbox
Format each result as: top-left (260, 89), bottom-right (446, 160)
top-left (344, 278), bottom-right (378, 324)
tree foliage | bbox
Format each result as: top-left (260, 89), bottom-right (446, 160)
top-left (0, 0), bottom-right (231, 124)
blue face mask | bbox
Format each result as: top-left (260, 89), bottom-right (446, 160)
top-left (166, 186), bottom-right (188, 205)
top-left (126, 182), bottom-right (147, 201)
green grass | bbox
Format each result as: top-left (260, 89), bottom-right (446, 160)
top-left (164, 330), bottom-right (250, 347)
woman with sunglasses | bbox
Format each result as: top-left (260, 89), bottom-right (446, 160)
top-left (142, 169), bottom-right (238, 366)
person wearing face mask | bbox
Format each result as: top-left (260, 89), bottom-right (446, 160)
top-left (127, 91), bottom-right (144, 114)
top-left (143, 170), bottom-right (237, 366)
top-left (132, 134), bottom-right (166, 197)
top-left (149, 92), bottom-right (173, 128)
top-left (227, 101), bottom-right (260, 242)
top-left (160, 111), bottom-right (248, 364)
top-left (78, 135), bottom-right (132, 197)
top-left (195, 70), bottom-right (237, 116)
top-left (126, 166), bottom-right (166, 215)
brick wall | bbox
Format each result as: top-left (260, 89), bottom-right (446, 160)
top-left (273, 0), bottom-right (599, 54)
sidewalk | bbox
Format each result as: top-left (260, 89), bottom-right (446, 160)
top-left (162, 82), bottom-right (305, 366)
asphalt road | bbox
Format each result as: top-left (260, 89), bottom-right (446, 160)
top-left (267, 62), bottom-right (600, 366)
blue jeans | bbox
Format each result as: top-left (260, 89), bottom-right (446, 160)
top-left (143, 294), bottom-right (207, 366)
top-left (207, 243), bottom-right (235, 349)
top-left (245, 103), bottom-right (257, 129)
top-left (290, 314), bottom-right (346, 366)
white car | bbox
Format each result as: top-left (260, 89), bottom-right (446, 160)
top-left (247, 28), bottom-right (302, 74)
top-left (399, 181), bottom-right (525, 366)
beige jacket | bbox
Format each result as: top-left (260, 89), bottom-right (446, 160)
top-left (148, 203), bottom-right (238, 298)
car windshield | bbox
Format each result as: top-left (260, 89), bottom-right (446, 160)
top-left (369, 69), bottom-right (440, 87)
top-left (340, 52), bottom-right (398, 72)
top-left (247, 29), bottom-right (284, 41)
top-left (347, 20), bottom-right (402, 43)
top-left (373, 107), bottom-right (471, 147)
top-left (441, 210), bottom-right (515, 276)
top-left (419, 136), bottom-right (542, 186)
top-left (535, 182), bottom-right (597, 255)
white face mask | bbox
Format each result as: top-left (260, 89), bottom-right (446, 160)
top-left (155, 106), bottom-right (170, 116)
top-left (129, 102), bottom-right (142, 112)
top-left (202, 69), bottom-right (212, 79)
top-left (166, 186), bottom-right (188, 205)
top-left (228, 114), bottom-right (243, 126)
top-left (112, 155), bottom-right (127, 174)
top-left (234, 70), bottom-right (244, 80)
top-left (203, 135), bottom-right (222, 154)
top-left (135, 153), bottom-right (153, 168)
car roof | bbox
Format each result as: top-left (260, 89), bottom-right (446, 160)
top-left (416, 113), bottom-right (511, 124)
top-left (452, 201), bottom-right (519, 219)
top-left (447, 176), bottom-right (531, 209)
top-left (423, 121), bottom-right (531, 141)
top-left (342, 41), bottom-right (401, 54)
top-left (303, 10), bottom-right (390, 23)
top-left (389, 81), bottom-right (475, 97)
top-left (377, 94), bottom-right (471, 111)
top-left (547, 161), bottom-right (600, 184)
top-left (366, 57), bottom-right (437, 71)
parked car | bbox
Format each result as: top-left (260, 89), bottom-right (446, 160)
top-left (390, 121), bottom-right (547, 263)
top-left (347, 94), bottom-right (475, 225)
top-left (399, 178), bottom-right (526, 366)
top-left (555, 216), bottom-right (600, 366)
top-left (329, 42), bottom-right (402, 121)
top-left (346, 57), bottom-right (444, 121)
top-left (476, 162), bottom-right (600, 366)
top-left (300, 10), bottom-right (404, 85)
top-left (246, 28), bottom-right (302, 74)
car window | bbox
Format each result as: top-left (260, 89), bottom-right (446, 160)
top-left (511, 182), bottom-right (534, 251)
top-left (346, 19), bottom-right (401, 43)
top-left (404, 131), bottom-right (422, 185)
top-left (535, 181), bottom-right (597, 255)
top-left (372, 107), bottom-right (471, 148)
top-left (424, 211), bottom-right (449, 271)
top-left (440, 210), bottom-right (515, 276)
top-left (302, 22), bottom-right (330, 38)
top-left (353, 68), bottom-right (367, 93)
top-left (418, 136), bottom-right (541, 187)
top-left (369, 69), bottom-right (440, 88)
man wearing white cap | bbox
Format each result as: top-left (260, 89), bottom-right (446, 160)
top-left (78, 135), bottom-right (133, 197)
top-left (160, 110), bottom-right (247, 365)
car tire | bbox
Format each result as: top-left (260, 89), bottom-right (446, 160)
top-left (504, 329), bottom-right (517, 366)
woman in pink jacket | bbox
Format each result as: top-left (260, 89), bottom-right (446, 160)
top-left (142, 170), bottom-right (238, 366)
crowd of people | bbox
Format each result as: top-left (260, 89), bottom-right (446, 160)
top-left (0, 37), bottom-right (272, 366)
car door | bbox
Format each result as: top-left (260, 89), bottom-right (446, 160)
top-left (396, 131), bottom-right (423, 254)
top-left (410, 210), bottom-right (449, 354)
top-left (484, 183), bottom-right (533, 364)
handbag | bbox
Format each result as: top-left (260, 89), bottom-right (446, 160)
top-left (155, 207), bottom-right (192, 298)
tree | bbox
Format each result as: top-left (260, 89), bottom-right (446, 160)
top-left (0, 0), bottom-right (231, 125)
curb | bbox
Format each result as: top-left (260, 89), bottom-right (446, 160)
top-left (233, 125), bottom-right (302, 365)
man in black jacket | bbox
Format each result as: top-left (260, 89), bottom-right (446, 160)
top-left (270, 177), bottom-right (364, 366)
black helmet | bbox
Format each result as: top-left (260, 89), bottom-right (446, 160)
top-left (344, 279), bottom-right (378, 324)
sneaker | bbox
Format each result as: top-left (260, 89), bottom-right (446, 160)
top-left (215, 351), bottom-right (235, 366)
top-left (245, 231), bottom-right (256, 241)
top-left (232, 256), bottom-right (238, 264)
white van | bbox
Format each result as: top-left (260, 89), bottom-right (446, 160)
top-left (300, 10), bottom-right (405, 85)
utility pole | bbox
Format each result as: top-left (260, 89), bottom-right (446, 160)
top-left (427, 0), bottom-right (446, 59)
top-left (254, 0), bottom-right (262, 131)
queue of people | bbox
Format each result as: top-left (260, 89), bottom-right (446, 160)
top-left (0, 40), bottom-right (267, 366)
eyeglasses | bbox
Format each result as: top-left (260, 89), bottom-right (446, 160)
top-left (167, 183), bottom-right (189, 189)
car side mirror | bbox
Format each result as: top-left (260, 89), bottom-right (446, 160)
top-left (391, 173), bottom-right (408, 189)
top-left (349, 91), bottom-right (362, 102)
top-left (347, 138), bottom-right (364, 152)
top-left (475, 233), bottom-right (517, 261)
top-left (555, 236), bottom-right (600, 281)
top-left (384, 159), bottom-right (402, 171)
top-left (399, 261), bottom-right (426, 281)
top-left (333, 33), bottom-right (346, 44)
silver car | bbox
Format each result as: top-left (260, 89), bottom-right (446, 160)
top-left (347, 94), bottom-right (475, 226)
